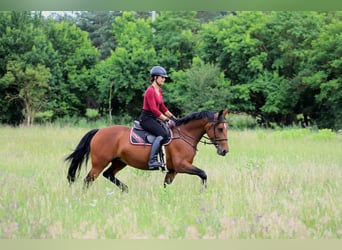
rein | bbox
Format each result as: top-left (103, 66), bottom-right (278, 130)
top-left (172, 127), bottom-right (199, 150)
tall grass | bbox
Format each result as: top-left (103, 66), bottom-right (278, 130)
top-left (0, 126), bottom-right (341, 239)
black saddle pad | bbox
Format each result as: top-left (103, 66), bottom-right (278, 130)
top-left (130, 121), bottom-right (172, 145)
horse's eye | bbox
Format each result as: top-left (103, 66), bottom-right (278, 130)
top-left (218, 128), bottom-right (223, 132)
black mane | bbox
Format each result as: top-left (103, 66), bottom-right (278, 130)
top-left (175, 110), bottom-right (217, 126)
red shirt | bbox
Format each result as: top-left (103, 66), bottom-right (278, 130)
top-left (142, 85), bottom-right (168, 117)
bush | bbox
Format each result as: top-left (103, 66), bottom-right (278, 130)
top-left (85, 108), bottom-right (99, 120)
top-left (35, 110), bottom-right (54, 123)
top-left (227, 113), bottom-right (257, 130)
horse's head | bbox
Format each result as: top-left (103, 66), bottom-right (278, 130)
top-left (205, 109), bottom-right (229, 156)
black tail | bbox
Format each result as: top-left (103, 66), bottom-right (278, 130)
top-left (65, 129), bottom-right (99, 184)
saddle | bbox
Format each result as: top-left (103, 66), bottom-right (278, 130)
top-left (130, 121), bottom-right (172, 172)
top-left (130, 120), bottom-right (172, 146)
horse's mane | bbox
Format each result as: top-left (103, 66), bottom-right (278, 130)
top-left (175, 110), bottom-right (217, 126)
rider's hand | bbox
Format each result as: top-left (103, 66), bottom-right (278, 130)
top-left (166, 119), bottom-right (176, 128)
top-left (171, 115), bottom-right (178, 123)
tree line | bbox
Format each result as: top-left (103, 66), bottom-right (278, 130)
top-left (0, 11), bottom-right (341, 129)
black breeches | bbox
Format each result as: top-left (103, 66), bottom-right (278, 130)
top-left (140, 112), bottom-right (168, 142)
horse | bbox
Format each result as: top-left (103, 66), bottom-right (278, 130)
top-left (65, 109), bottom-right (229, 192)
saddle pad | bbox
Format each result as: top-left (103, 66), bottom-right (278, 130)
top-left (130, 127), bottom-right (172, 146)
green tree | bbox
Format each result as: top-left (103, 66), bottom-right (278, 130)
top-left (165, 58), bottom-right (231, 115)
top-left (257, 12), bottom-right (326, 126)
top-left (198, 11), bottom-right (268, 83)
top-left (95, 12), bottom-right (157, 119)
top-left (0, 61), bottom-right (51, 125)
top-left (45, 20), bottom-right (99, 118)
top-left (301, 13), bottom-right (342, 129)
top-left (1, 10), bottom-right (341, 129)
top-left (0, 11), bottom-right (52, 124)
top-left (197, 11), bottom-right (269, 116)
top-left (76, 11), bottom-right (120, 60)
top-left (198, 11), bottom-right (330, 127)
top-left (152, 11), bottom-right (200, 71)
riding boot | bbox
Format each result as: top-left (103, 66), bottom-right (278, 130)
top-left (148, 136), bottom-right (164, 170)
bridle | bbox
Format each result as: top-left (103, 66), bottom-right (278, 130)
top-left (202, 119), bottom-right (228, 147)
top-left (172, 119), bottom-right (228, 151)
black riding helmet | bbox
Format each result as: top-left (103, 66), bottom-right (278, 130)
top-left (150, 66), bottom-right (172, 82)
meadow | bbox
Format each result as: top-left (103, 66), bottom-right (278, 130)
top-left (0, 125), bottom-right (341, 239)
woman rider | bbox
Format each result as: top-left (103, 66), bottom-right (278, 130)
top-left (140, 66), bottom-right (177, 170)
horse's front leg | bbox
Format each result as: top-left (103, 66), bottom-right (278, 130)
top-left (177, 163), bottom-right (208, 190)
top-left (163, 170), bottom-right (177, 188)
top-left (198, 168), bottom-right (207, 190)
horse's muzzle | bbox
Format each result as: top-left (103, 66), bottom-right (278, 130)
top-left (217, 147), bottom-right (228, 156)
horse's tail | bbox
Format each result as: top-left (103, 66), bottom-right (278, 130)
top-left (65, 128), bottom-right (99, 184)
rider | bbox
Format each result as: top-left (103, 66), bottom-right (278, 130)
top-left (140, 66), bottom-right (177, 170)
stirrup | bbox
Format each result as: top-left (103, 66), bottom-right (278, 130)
top-left (158, 148), bottom-right (168, 173)
top-left (148, 162), bottom-right (168, 172)
top-left (158, 162), bottom-right (168, 173)
top-left (148, 158), bottom-right (162, 169)
top-left (148, 163), bottom-right (162, 170)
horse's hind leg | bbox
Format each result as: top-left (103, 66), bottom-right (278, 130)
top-left (84, 158), bottom-right (110, 189)
top-left (84, 167), bottom-right (103, 189)
top-left (103, 159), bottom-right (128, 192)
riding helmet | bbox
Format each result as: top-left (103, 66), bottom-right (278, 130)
top-left (150, 66), bottom-right (168, 78)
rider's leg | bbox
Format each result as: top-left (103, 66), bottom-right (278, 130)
top-left (148, 135), bottom-right (164, 169)
top-left (140, 114), bottom-right (168, 170)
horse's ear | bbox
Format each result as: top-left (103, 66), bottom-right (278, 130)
top-left (218, 108), bottom-right (228, 119)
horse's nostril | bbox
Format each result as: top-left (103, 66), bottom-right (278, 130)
top-left (219, 149), bottom-right (228, 156)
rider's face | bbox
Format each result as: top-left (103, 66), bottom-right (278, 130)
top-left (156, 76), bottom-right (165, 85)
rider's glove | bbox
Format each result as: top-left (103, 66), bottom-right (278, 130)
top-left (171, 115), bottom-right (178, 122)
top-left (165, 119), bottom-right (176, 128)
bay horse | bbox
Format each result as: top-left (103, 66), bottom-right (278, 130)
top-left (65, 109), bottom-right (229, 192)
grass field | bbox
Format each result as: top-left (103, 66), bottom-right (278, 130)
top-left (0, 125), bottom-right (341, 239)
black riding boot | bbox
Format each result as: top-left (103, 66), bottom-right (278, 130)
top-left (148, 136), bottom-right (163, 170)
